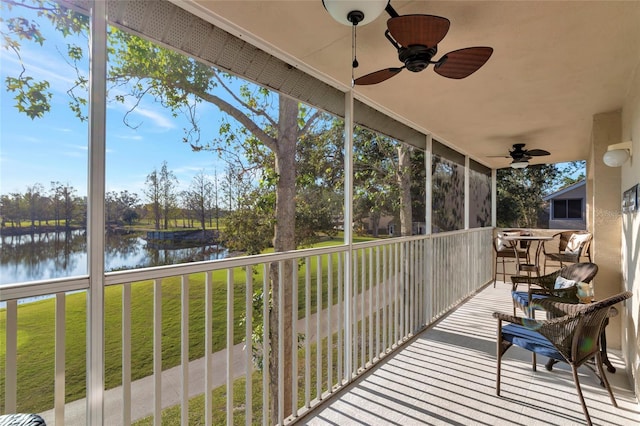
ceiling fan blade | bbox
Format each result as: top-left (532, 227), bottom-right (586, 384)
top-left (434, 47), bottom-right (493, 79)
top-left (387, 15), bottom-right (450, 47)
top-left (524, 149), bottom-right (551, 156)
top-left (354, 68), bottom-right (403, 85)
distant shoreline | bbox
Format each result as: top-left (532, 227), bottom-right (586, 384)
top-left (1, 224), bottom-right (83, 237)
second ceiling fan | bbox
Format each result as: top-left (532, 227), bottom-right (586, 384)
top-left (354, 5), bottom-right (493, 85)
top-left (490, 143), bottom-right (551, 168)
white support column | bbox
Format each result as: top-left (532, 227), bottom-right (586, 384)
top-left (491, 169), bottom-right (497, 227)
top-left (87, 1), bottom-right (107, 424)
top-left (424, 135), bottom-right (433, 324)
top-left (425, 135), bottom-right (432, 235)
top-left (464, 156), bottom-right (470, 230)
top-left (343, 90), bottom-right (354, 380)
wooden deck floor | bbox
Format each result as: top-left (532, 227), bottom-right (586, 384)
top-left (300, 282), bottom-right (640, 426)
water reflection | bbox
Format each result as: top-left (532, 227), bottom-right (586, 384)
top-left (0, 230), bottom-right (228, 285)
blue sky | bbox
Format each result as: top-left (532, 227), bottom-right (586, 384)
top-left (0, 6), bottom-right (227, 199)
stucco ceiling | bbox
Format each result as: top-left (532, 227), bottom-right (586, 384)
top-left (178, 0), bottom-right (640, 169)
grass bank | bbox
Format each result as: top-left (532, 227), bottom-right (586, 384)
top-left (0, 236), bottom-right (380, 413)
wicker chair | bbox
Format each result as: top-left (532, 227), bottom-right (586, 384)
top-left (511, 262), bottom-right (598, 316)
top-left (492, 232), bottom-right (528, 287)
top-left (542, 231), bottom-right (592, 274)
top-left (494, 291), bottom-right (632, 426)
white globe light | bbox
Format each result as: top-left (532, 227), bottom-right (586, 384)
top-left (322, 0), bottom-right (389, 26)
top-left (602, 149), bottom-right (630, 167)
top-left (510, 160), bottom-right (529, 169)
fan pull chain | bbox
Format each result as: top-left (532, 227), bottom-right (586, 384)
top-left (351, 23), bottom-right (358, 87)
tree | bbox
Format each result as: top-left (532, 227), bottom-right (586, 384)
top-left (432, 156), bottom-right (464, 232)
top-left (496, 161), bottom-right (584, 228)
top-left (50, 182), bottom-right (65, 227)
top-left (1, 3), bottom-right (319, 418)
top-left (0, 193), bottom-right (23, 227)
top-left (182, 171), bottom-right (214, 233)
top-left (1, 2), bottom-right (421, 419)
top-left (106, 190), bottom-right (140, 226)
top-left (159, 162), bottom-right (178, 230)
top-left (144, 169), bottom-right (162, 230)
top-left (24, 183), bottom-right (45, 227)
top-left (60, 183), bottom-right (79, 227)
top-left (352, 128), bottom-right (410, 237)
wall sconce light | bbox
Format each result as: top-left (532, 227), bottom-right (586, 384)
top-left (322, 0), bottom-right (389, 26)
top-left (603, 141), bottom-right (632, 167)
top-left (510, 160), bottom-right (529, 169)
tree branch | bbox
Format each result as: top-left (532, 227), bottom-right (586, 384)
top-left (299, 110), bottom-right (322, 136)
top-left (213, 72), bottom-right (278, 129)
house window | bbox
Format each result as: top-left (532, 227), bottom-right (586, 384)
top-left (553, 199), bottom-right (582, 219)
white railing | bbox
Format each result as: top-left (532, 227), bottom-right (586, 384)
top-left (0, 228), bottom-right (493, 425)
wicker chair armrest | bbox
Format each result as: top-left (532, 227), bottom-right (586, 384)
top-left (530, 286), bottom-right (578, 300)
top-left (536, 299), bottom-right (587, 317)
top-left (494, 310), bottom-right (576, 345)
top-left (493, 311), bottom-right (546, 327)
top-left (510, 275), bottom-right (530, 285)
top-left (511, 271), bottom-right (561, 291)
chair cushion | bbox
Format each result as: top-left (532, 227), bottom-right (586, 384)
top-left (512, 291), bottom-right (547, 310)
top-left (565, 233), bottom-right (590, 255)
top-left (554, 276), bottom-right (576, 289)
top-left (497, 232), bottom-right (520, 251)
top-left (502, 323), bottom-right (565, 361)
top-left (577, 281), bottom-right (594, 303)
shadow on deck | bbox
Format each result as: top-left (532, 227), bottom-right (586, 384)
top-left (301, 282), bottom-right (640, 426)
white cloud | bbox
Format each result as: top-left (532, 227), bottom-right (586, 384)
top-left (64, 143), bottom-right (87, 151)
top-left (115, 134), bottom-right (144, 141)
top-left (0, 46), bottom-right (82, 96)
top-left (108, 87), bottom-right (177, 130)
top-left (129, 105), bottom-right (176, 130)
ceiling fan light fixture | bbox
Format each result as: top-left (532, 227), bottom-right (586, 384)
top-left (511, 160), bottom-right (529, 169)
top-left (322, 0), bottom-right (389, 26)
top-left (603, 141), bottom-right (632, 167)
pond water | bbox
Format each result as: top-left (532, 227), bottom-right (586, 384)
top-left (0, 229), bottom-right (229, 286)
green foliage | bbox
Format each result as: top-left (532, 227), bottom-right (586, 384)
top-left (5, 76), bottom-right (51, 118)
top-left (432, 156), bottom-right (464, 232)
top-left (1, 0), bottom-right (89, 118)
top-left (352, 127), bottom-right (401, 235)
top-left (221, 193), bottom-right (274, 256)
top-left (496, 161), bottom-right (584, 228)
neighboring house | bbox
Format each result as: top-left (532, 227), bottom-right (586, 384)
top-left (359, 215), bottom-right (394, 236)
top-left (388, 221), bottom-right (427, 236)
top-left (543, 180), bottom-right (586, 229)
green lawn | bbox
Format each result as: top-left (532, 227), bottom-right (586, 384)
top-left (0, 236), bottom-right (386, 414)
top-left (133, 331), bottom-right (348, 425)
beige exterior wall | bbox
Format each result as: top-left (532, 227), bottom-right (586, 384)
top-left (590, 65), bottom-right (640, 399)
top-left (621, 64), bottom-right (640, 399)
top-left (590, 111), bottom-right (624, 349)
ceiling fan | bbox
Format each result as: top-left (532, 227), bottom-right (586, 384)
top-left (491, 143), bottom-right (551, 169)
top-left (353, 5), bottom-right (494, 85)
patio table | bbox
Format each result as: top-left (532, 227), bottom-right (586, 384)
top-left (503, 235), bottom-right (553, 278)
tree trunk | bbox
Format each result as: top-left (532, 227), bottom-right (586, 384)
top-left (397, 145), bottom-right (413, 331)
top-left (269, 95), bottom-right (298, 423)
top-left (398, 145), bottom-right (412, 236)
